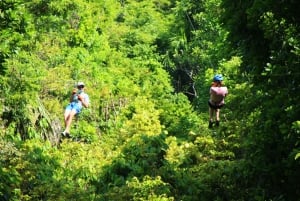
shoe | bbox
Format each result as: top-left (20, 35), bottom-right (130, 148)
top-left (208, 121), bottom-right (213, 128)
top-left (215, 121), bottom-right (220, 127)
top-left (61, 131), bottom-right (71, 138)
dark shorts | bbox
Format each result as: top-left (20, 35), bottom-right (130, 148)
top-left (208, 101), bottom-right (224, 109)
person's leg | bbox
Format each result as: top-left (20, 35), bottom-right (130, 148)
top-left (64, 103), bottom-right (73, 127)
top-left (208, 101), bottom-right (215, 121)
top-left (64, 109), bottom-right (71, 127)
top-left (209, 107), bottom-right (214, 122)
top-left (215, 108), bottom-right (220, 126)
top-left (64, 109), bottom-right (77, 134)
top-left (209, 106), bottom-right (215, 128)
top-left (62, 106), bottom-right (72, 137)
top-left (216, 109), bottom-right (220, 121)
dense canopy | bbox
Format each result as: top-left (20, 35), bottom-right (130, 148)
top-left (0, 0), bottom-right (299, 200)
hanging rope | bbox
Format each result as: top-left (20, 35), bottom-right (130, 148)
top-left (185, 11), bottom-right (195, 31)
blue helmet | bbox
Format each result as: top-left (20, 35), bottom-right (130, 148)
top-left (213, 74), bottom-right (223, 82)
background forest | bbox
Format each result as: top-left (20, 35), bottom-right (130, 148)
top-left (0, 0), bottom-right (300, 200)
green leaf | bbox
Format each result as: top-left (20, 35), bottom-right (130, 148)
top-left (295, 153), bottom-right (300, 160)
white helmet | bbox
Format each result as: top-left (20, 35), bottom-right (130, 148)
top-left (77, 81), bottom-right (85, 87)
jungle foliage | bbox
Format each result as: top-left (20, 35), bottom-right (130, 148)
top-left (0, 0), bottom-right (299, 200)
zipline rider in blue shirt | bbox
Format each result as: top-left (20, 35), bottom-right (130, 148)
top-left (62, 82), bottom-right (90, 138)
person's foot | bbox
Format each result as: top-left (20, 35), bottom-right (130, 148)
top-left (215, 121), bottom-right (220, 127)
top-left (208, 121), bottom-right (213, 128)
top-left (61, 131), bottom-right (71, 138)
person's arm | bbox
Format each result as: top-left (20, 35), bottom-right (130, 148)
top-left (78, 94), bottom-right (89, 108)
top-left (69, 88), bottom-right (77, 102)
